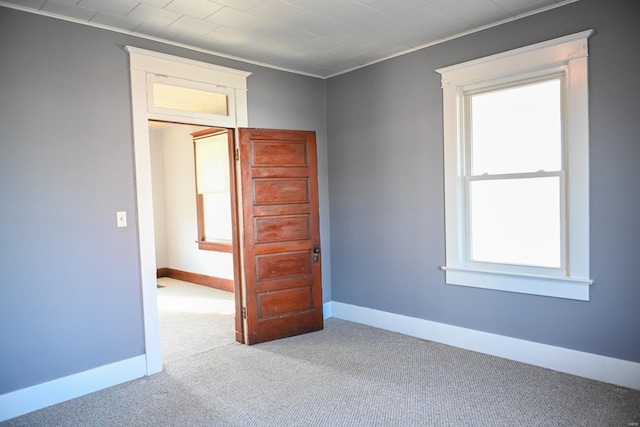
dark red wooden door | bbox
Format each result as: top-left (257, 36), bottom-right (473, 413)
top-left (238, 129), bottom-right (323, 344)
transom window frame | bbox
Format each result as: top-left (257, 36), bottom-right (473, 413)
top-left (146, 75), bottom-right (236, 128)
top-left (436, 30), bottom-right (594, 301)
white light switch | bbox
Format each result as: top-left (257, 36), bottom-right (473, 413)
top-left (116, 211), bottom-right (127, 227)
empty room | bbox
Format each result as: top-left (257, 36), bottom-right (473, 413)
top-left (1, 0), bottom-right (639, 425)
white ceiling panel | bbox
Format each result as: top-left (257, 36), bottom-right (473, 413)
top-left (163, 0), bottom-right (222, 20)
top-left (91, 11), bottom-right (142, 31)
top-left (286, 0), bottom-right (350, 12)
top-left (328, 2), bottom-right (398, 32)
top-left (78, 0), bottom-right (138, 17)
top-left (6, 0), bottom-right (46, 8)
top-left (213, 0), bottom-right (265, 12)
top-left (139, 0), bottom-right (171, 7)
top-left (41, 0), bottom-right (97, 20)
top-left (492, 0), bottom-right (562, 15)
top-left (246, 0), bottom-right (304, 23)
top-left (206, 7), bottom-right (257, 29)
top-left (134, 21), bottom-right (181, 39)
top-left (168, 15), bottom-right (219, 36)
top-left (369, 0), bottom-right (430, 17)
top-left (201, 25), bottom-right (254, 46)
top-left (54, 0), bottom-right (86, 5)
top-left (299, 37), bottom-right (343, 55)
top-left (245, 20), bottom-right (316, 47)
top-left (284, 9), bottom-right (354, 39)
top-left (0, 0), bottom-right (576, 77)
top-left (399, 4), bottom-right (474, 38)
top-left (443, 0), bottom-right (512, 27)
top-left (126, 3), bottom-right (181, 26)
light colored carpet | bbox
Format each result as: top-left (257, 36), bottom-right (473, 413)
top-left (4, 279), bottom-right (639, 426)
top-left (156, 277), bottom-right (236, 363)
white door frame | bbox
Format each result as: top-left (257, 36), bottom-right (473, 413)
top-left (125, 46), bottom-right (250, 374)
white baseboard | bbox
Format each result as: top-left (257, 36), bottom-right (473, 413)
top-left (329, 301), bottom-right (640, 391)
top-left (323, 301), bottom-right (332, 319)
top-left (0, 355), bottom-right (147, 422)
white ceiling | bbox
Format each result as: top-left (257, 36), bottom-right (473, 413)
top-left (1, 0), bottom-right (576, 78)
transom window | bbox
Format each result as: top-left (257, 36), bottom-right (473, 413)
top-left (437, 31), bottom-right (594, 300)
top-left (147, 75), bottom-right (236, 128)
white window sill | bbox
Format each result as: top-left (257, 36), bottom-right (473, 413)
top-left (441, 266), bottom-right (592, 301)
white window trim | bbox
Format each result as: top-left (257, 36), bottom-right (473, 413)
top-left (436, 30), bottom-right (594, 301)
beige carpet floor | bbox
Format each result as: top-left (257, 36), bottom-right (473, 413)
top-left (4, 278), bottom-right (639, 426)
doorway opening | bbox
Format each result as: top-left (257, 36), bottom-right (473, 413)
top-left (148, 121), bottom-right (237, 360)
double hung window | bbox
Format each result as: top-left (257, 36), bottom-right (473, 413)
top-left (437, 31), bottom-right (594, 300)
top-left (193, 129), bottom-right (233, 252)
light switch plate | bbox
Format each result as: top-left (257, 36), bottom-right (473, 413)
top-left (116, 211), bottom-right (127, 227)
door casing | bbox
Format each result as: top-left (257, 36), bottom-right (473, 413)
top-left (127, 46), bottom-right (250, 374)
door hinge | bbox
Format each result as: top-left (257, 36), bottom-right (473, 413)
top-left (242, 307), bottom-right (247, 319)
top-left (235, 148), bottom-right (240, 161)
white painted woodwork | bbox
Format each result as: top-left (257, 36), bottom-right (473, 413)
top-left (126, 46), bottom-right (249, 376)
top-left (436, 30), bottom-right (594, 301)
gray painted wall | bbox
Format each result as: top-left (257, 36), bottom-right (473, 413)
top-left (0, 7), bottom-right (328, 395)
top-left (1, 0), bottom-right (637, 400)
top-left (327, 0), bottom-right (640, 363)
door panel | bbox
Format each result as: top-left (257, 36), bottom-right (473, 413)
top-left (239, 129), bottom-right (323, 344)
top-left (253, 178), bottom-right (309, 204)
top-left (256, 251), bottom-right (310, 280)
top-left (254, 215), bottom-right (311, 243)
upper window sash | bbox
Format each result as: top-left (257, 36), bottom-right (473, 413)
top-left (464, 76), bottom-right (564, 175)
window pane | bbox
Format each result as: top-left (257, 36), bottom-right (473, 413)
top-left (195, 134), bottom-right (230, 194)
top-left (152, 83), bottom-right (228, 116)
top-left (203, 192), bottom-right (232, 241)
top-left (470, 79), bottom-right (561, 175)
top-left (470, 177), bottom-right (561, 268)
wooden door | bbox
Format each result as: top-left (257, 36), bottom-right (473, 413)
top-left (238, 129), bottom-right (323, 344)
